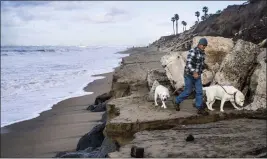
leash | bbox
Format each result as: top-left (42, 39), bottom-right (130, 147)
top-left (215, 82), bottom-right (245, 108)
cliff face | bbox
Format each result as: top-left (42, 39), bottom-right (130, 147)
top-left (194, 0), bottom-right (267, 44)
top-left (151, 0), bottom-right (267, 51)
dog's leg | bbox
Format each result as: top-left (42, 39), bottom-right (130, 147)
top-left (207, 100), bottom-right (215, 111)
top-left (154, 93), bottom-right (158, 106)
top-left (206, 94), bottom-right (215, 111)
top-left (220, 99), bottom-right (226, 112)
top-left (206, 101), bottom-right (211, 110)
top-left (230, 101), bottom-right (242, 110)
top-left (161, 101), bottom-right (167, 109)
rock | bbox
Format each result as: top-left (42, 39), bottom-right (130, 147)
top-left (131, 146), bottom-right (144, 158)
top-left (245, 59), bottom-right (266, 111)
top-left (94, 92), bottom-right (112, 105)
top-left (109, 119), bottom-right (266, 158)
top-left (211, 62), bottom-right (220, 73)
top-left (57, 149), bottom-right (101, 158)
top-left (83, 147), bottom-right (95, 153)
top-left (87, 102), bottom-right (107, 112)
top-left (54, 151), bottom-right (68, 158)
top-left (160, 52), bottom-right (186, 91)
top-left (100, 111), bottom-right (107, 122)
top-left (213, 39), bottom-right (261, 90)
top-left (192, 36), bottom-right (234, 74)
top-left (76, 122), bottom-right (106, 151)
top-left (180, 51), bottom-right (188, 62)
top-left (185, 134), bottom-right (194, 142)
top-left (111, 47), bottom-right (166, 98)
top-left (96, 137), bottom-right (119, 158)
top-left (56, 136), bottom-right (118, 158)
top-left (147, 69), bottom-right (169, 89)
top-left (201, 69), bottom-right (213, 86)
top-left (59, 152), bottom-right (89, 158)
top-left (249, 50), bottom-right (266, 101)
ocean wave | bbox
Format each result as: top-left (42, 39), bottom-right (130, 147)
top-left (1, 49), bottom-right (56, 53)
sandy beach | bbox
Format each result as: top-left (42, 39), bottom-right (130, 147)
top-left (1, 72), bottom-right (113, 158)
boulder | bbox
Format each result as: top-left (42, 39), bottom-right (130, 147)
top-left (192, 36), bottom-right (234, 73)
top-left (96, 137), bottom-right (119, 158)
top-left (146, 69), bottom-right (169, 90)
top-left (213, 39), bottom-right (261, 90)
top-left (76, 122), bottom-right (106, 151)
top-left (87, 102), bottom-right (107, 112)
top-left (180, 51), bottom-right (188, 62)
top-left (55, 147), bottom-right (101, 158)
top-left (249, 50), bottom-right (266, 100)
top-left (100, 111), bottom-right (107, 122)
top-left (162, 50), bottom-right (214, 90)
top-left (160, 52), bottom-right (186, 91)
top-left (245, 50), bottom-right (266, 111)
top-left (94, 92), bottom-right (112, 105)
top-left (201, 70), bottom-right (213, 86)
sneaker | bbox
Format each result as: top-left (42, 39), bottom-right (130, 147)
top-left (197, 108), bottom-right (209, 116)
top-left (175, 103), bottom-right (180, 111)
top-left (173, 96), bottom-right (180, 111)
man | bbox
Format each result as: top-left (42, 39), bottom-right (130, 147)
top-left (175, 38), bottom-right (209, 116)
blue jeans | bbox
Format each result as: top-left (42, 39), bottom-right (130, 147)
top-left (176, 73), bottom-right (203, 109)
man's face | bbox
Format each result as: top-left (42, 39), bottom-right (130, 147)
top-left (198, 44), bottom-right (207, 51)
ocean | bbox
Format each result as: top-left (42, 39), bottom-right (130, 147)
top-left (1, 45), bottom-right (129, 127)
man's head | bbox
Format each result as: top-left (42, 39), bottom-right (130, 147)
top-left (197, 38), bottom-right (208, 51)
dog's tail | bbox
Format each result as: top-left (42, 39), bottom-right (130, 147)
top-left (151, 80), bottom-right (160, 93)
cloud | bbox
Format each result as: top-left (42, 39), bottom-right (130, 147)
top-left (158, 21), bottom-right (171, 26)
top-left (1, 1), bottom-right (51, 8)
top-left (106, 7), bottom-right (127, 17)
top-left (1, 1), bottom-right (246, 46)
top-left (72, 7), bottom-right (130, 24)
top-left (90, 7), bottom-right (129, 24)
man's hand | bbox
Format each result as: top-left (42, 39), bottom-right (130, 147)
top-left (193, 72), bottom-right (199, 79)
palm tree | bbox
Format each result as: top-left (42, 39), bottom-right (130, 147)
top-left (195, 11), bottom-right (200, 22)
top-left (171, 17), bottom-right (175, 35)
top-left (181, 21), bottom-right (187, 31)
top-left (202, 6), bottom-right (208, 19)
top-left (174, 14), bottom-right (179, 35)
top-left (181, 21), bottom-right (185, 31)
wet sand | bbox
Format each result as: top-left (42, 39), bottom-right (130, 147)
top-left (0, 72), bottom-right (113, 157)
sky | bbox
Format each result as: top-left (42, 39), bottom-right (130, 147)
top-left (1, 1), bottom-right (245, 47)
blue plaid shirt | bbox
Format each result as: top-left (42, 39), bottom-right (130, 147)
top-left (184, 47), bottom-right (205, 75)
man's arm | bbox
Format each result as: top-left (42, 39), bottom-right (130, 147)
top-left (186, 50), bottom-right (198, 75)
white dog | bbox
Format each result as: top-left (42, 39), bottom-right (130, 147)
top-left (203, 85), bottom-right (245, 112)
top-left (153, 81), bottom-right (170, 109)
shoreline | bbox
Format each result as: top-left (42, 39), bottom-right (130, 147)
top-left (1, 72), bottom-right (114, 157)
top-left (0, 72), bottom-right (108, 129)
